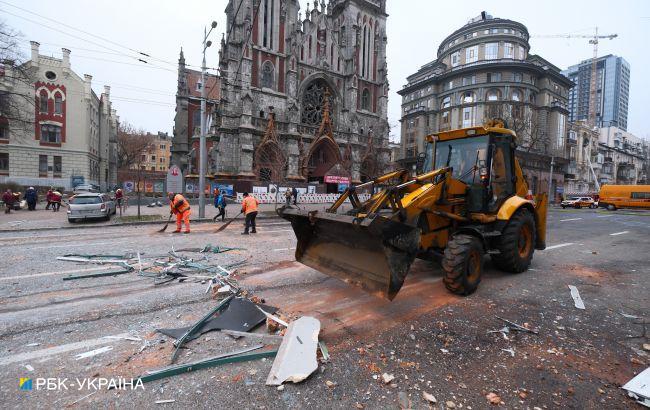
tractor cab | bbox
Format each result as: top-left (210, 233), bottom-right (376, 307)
top-left (424, 125), bottom-right (519, 215)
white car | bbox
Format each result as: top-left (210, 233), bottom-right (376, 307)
top-left (561, 196), bottom-right (596, 209)
top-left (67, 193), bottom-right (116, 222)
top-left (73, 184), bottom-right (99, 194)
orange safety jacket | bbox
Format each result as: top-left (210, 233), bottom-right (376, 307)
top-left (241, 196), bottom-right (259, 215)
top-left (170, 194), bottom-right (190, 214)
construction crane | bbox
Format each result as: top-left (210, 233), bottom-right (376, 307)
top-left (532, 28), bottom-right (618, 127)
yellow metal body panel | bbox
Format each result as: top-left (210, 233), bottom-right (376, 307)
top-left (427, 126), bottom-right (517, 143)
top-left (496, 196), bottom-right (533, 220)
top-left (514, 159), bottom-right (528, 197)
top-left (534, 193), bottom-right (548, 248)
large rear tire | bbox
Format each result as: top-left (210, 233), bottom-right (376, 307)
top-left (442, 234), bottom-right (484, 296)
top-left (492, 209), bottom-right (536, 273)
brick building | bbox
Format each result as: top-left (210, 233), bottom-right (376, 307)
top-left (172, 0), bottom-right (391, 194)
top-left (0, 42), bottom-right (118, 190)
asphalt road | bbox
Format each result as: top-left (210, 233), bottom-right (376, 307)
top-left (0, 208), bottom-right (648, 409)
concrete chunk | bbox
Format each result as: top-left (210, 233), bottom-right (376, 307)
top-left (266, 316), bottom-right (320, 385)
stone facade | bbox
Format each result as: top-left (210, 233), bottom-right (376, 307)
top-left (193, 0), bottom-right (390, 190)
top-left (0, 42), bottom-right (118, 191)
top-left (564, 121), bottom-right (600, 195)
top-left (397, 12), bottom-right (573, 198)
top-left (596, 126), bottom-right (648, 186)
top-left (563, 123), bottom-right (650, 195)
top-left (140, 132), bottom-right (172, 173)
top-left (171, 49), bottom-right (220, 177)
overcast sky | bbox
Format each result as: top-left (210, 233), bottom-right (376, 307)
top-left (3, 0), bottom-right (649, 140)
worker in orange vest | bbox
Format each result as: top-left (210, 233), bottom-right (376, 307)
top-left (241, 192), bottom-right (259, 235)
top-left (168, 192), bottom-right (191, 234)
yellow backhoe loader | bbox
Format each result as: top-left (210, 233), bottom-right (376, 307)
top-left (281, 121), bottom-right (547, 300)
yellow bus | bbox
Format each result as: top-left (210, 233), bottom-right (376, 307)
top-left (598, 185), bottom-right (650, 210)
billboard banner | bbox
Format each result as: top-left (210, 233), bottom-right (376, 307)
top-left (324, 175), bottom-right (350, 184)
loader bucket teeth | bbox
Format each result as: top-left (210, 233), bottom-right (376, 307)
top-left (282, 208), bottom-right (420, 300)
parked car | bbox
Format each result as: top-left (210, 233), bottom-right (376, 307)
top-left (73, 184), bottom-right (100, 194)
top-left (67, 193), bottom-right (116, 222)
top-left (561, 196), bottom-right (596, 209)
top-left (599, 184), bottom-right (650, 211)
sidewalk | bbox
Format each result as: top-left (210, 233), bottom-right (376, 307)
top-left (0, 201), bottom-right (340, 232)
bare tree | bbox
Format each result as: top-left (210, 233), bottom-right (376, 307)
top-left (116, 121), bottom-right (154, 218)
top-left (0, 20), bottom-right (36, 137)
top-left (486, 103), bottom-right (551, 154)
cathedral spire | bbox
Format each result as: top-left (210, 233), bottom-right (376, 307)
top-left (179, 47), bottom-right (185, 66)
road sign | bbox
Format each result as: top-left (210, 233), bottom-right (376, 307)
top-left (167, 165), bottom-right (183, 193)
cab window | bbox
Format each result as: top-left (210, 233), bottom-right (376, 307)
top-left (488, 140), bottom-right (514, 209)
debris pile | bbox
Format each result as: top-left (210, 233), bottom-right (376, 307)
top-left (57, 246), bottom-right (248, 288)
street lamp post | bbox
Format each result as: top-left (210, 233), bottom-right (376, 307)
top-left (199, 21), bottom-right (217, 219)
top-left (548, 156), bottom-right (555, 204)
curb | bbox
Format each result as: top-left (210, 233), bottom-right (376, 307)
top-left (0, 212), bottom-right (283, 233)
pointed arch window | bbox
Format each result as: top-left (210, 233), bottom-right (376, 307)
top-left (261, 61), bottom-right (275, 89)
top-left (361, 88), bottom-right (371, 111)
top-left (54, 92), bottom-right (63, 114)
top-left (39, 91), bottom-right (48, 113)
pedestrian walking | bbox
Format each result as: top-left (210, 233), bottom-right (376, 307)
top-left (168, 192), bottom-right (191, 234)
top-left (115, 188), bottom-right (124, 213)
top-left (45, 188), bottom-right (54, 210)
top-left (213, 190), bottom-right (226, 222)
top-left (2, 189), bottom-right (14, 214)
top-left (284, 188), bottom-right (292, 206)
top-left (50, 190), bottom-right (62, 212)
top-left (292, 187), bottom-right (298, 205)
top-left (241, 192), bottom-right (259, 235)
top-left (25, 187), bottom-right (37, 211)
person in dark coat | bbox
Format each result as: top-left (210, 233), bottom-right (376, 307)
top-left (25, 187), bottom-right (37, 211)
top-left (45, 188), bottom-right (54, 210)
top-left (292, 187), bottom-right (298, 205)
top-left (2, 189), bottom-right (14, 214)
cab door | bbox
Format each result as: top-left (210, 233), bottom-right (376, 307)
top-left (487, 136), bottom-right (515, 212)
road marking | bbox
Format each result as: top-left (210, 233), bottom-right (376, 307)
top-left (610, 231), bottom-right (629, 236)
top-left (543, 243), bottom-right (574, 251)
top-left (273, 247), bottom-right (296, 252)
top-left (31, 241), bottom-right (114, 250)
top-left (597, 215), bottom-right (614, 218)
top-left (559, 218), bottom-right (582, 222)
top-left (0, 266), bottom-right (107, 282)
top-left (0, 333), bottom-right (130, 366)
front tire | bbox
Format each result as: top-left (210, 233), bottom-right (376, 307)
top-left (607, 204), bottom-right (617, 211)
top-left (492, 209), bottom-right (536, 273)
top-left (442, 234), bottom-right (484, 296)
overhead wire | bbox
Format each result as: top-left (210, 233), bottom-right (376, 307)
top-left (1, 0), bottom-right (217, 72)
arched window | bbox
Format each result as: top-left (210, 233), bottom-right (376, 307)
top-left (361, 88), bottom-right (370, 111)
top-left (486, 89), bottom-right (501, 101)
top-left (54, 92), bottom-right (63, 114)
top-left (39, 91), bottom-right (48, 113)
top-left (260, 61), bottom-right (275, 89)
top-left (511, 89), bottom-right (522, 102)
top-left (529, 92), bottom-right (536, 103)
top-left (461, 91), bottom-right (474, 104)
top-left (441, 96), bottom-right (451, 109)
top-left (309, 35), bottom-right (312, 59)
top-left (362, 25), bottom-right (367, 77)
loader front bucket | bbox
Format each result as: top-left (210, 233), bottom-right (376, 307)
top-left (281, 208), bottom-right (421, 300)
